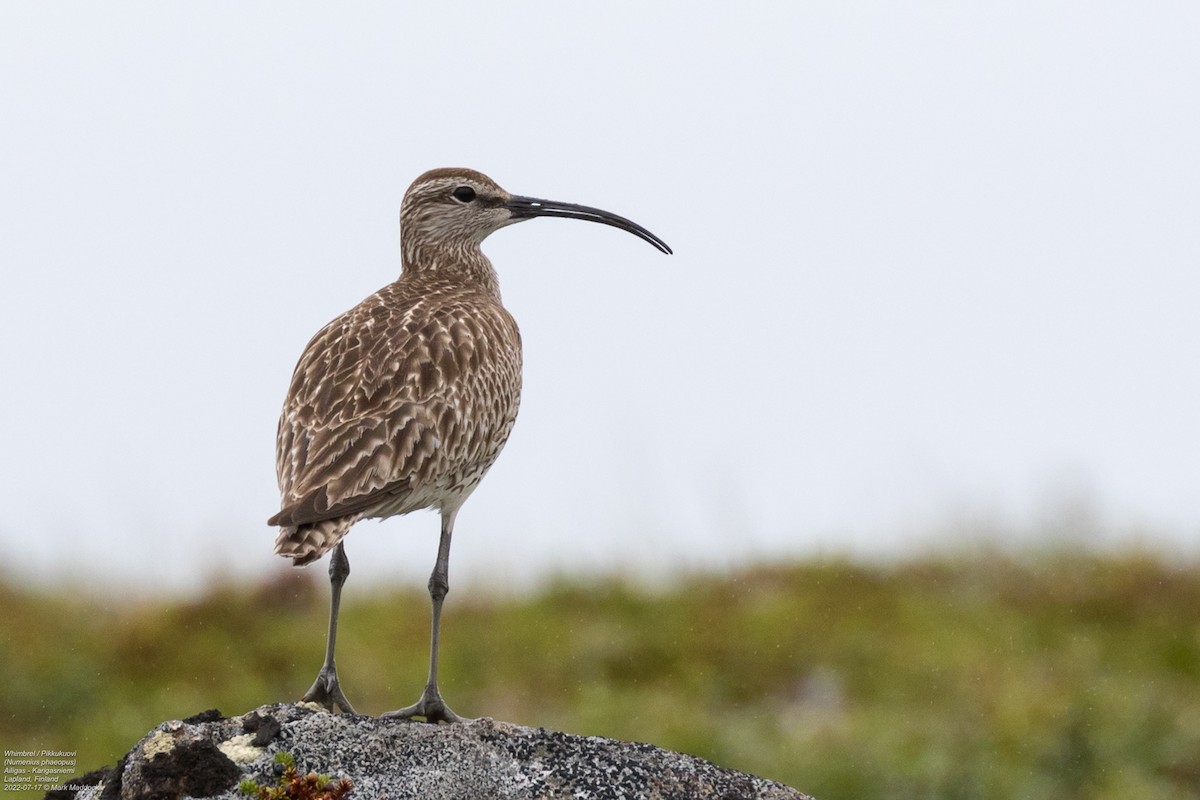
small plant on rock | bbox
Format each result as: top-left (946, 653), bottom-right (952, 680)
top-left (238, 751), bottom-right (352, 800)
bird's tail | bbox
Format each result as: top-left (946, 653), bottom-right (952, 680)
top-left (273, 514), bottom-right (362, 566)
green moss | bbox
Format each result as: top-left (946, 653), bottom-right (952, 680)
top-left (235, 755), bottom-right (350, 800)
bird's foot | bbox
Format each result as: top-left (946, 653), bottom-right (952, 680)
top-left (301, 665), bottom-right (357, 715)
top-left (380, 685), bottom-right (468, 724)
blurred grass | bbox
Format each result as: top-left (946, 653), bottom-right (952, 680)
top-left (3, 550), bottom-right (1200, 799)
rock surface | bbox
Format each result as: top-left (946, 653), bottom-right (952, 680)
top-left (56, 703), bottom-right (811, 800)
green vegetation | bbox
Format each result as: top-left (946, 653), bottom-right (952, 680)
top-left (3, 551), bottom-right (1199, 799)
top-left (239, 751), bottom-right (352, 800)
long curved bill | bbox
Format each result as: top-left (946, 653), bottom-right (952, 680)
top-left (505, 195), bottom-right (673, 255)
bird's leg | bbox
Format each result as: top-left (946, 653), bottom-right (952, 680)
top-left (382, 509), bottom-right (467, 723)
top-left (301, 542), bottom-right (357, 714)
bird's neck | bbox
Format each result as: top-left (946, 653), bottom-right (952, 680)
top-left (400, 239), bottom-right (502, 298)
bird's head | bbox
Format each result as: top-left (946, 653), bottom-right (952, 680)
top-left (399, 168), bottom-right (672, 268)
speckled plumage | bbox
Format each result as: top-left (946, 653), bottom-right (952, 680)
top-left (268, 167), bottom-right (670, 720)
top-left (270, 274), bottom-right (521, 565)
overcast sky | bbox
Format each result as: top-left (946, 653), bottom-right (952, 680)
top-left (2, 3), bottom-right (1198, 593)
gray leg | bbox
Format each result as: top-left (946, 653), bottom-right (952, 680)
top-left (382, 509), bottom-right (467, 723)
top-left (302, 542), bottom-right (357, 714)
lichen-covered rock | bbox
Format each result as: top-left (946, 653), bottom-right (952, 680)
top-left (56, 703), bottom-right (811, 800)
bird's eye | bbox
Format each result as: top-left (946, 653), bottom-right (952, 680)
top-left (452, 186), bottom-right (476, 203)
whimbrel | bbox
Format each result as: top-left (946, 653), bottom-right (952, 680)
top-left (269, 168), bottom-right (671, 722)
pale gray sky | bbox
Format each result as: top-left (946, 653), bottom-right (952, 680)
top-left (2, 3), bottom-right (1198, 592)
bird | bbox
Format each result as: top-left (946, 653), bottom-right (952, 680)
top-left (268, 167), bottom-right (671, 722)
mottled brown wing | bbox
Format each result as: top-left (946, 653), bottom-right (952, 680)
top-left (271, 283), bottom-right (515, 528)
